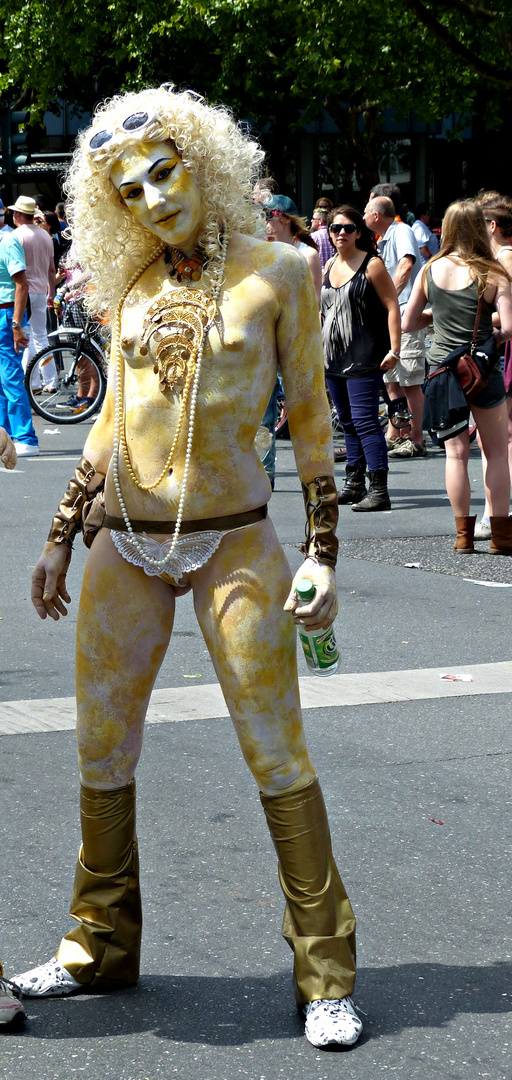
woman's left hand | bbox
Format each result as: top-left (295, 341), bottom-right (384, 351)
top-left (0, 427), bottom-right (17, 470)
top-left (283, 558), bottom-right (338, 631)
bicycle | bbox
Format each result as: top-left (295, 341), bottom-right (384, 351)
top-left (25, 320), bottom-right (108, 424)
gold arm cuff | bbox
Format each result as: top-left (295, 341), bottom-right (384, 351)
top-left (47, 456), bottom-right (98, 546)
top-left (300, 475), bottom-right (338, 569)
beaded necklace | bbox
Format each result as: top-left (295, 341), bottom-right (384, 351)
top-left (112, 229), bottom-right (229, 574)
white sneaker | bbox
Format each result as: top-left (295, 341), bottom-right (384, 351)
top-left (11, 957), bottom-right (80, 997)
top-left (0, 977), bottom-right (26, 1026)
top-left (13, 443), bottom-right (39, 457)
top-left (474, 518), bottom-right (491, 540)
top-left (304, 996), bottom-right (363, 1048)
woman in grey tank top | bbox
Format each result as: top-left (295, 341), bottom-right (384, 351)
top-left (403, 199), bottom-right (512, 554)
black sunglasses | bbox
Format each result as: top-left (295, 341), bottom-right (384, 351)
top-left (330, 222), bottom-right (357, 235)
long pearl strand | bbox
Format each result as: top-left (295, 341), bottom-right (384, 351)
top-left (112, 229), bottom-right (229, 573)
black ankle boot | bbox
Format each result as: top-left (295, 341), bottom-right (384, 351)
top-left (337, 464), bottom-right (367, 505)
top-left (351, 469), bottom-right (391, 512)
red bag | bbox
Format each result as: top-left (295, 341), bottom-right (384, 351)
top-left (427, 294), bottom-right (488, 403)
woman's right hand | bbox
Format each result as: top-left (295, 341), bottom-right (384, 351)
top-left (380, 350), bottom-right (398, 372)
top-left (31, 542), bottom-right (72, 621)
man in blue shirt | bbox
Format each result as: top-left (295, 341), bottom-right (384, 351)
top-left (0, 232), bottom-right (39, 455)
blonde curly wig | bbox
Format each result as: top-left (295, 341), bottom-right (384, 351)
top-left (64, 86), bottom-right (265, 316)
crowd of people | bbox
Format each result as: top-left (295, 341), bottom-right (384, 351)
top-left (1, 109), bottom-right (512, 1040)
top-left (0, 193), bottom-right (73, 458)
top-left (255, 177), bottom-right (512, 550)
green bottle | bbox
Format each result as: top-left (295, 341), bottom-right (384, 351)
top-left (295, 578), bottom-right (340, 677)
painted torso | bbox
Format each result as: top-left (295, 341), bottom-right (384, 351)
top-left (85, 232), bottom-right (332, 530)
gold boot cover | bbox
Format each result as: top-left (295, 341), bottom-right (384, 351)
top-left (261, 778), bottom-right (356, 1005)
top-left (56, 781), bottom-right (142, 988)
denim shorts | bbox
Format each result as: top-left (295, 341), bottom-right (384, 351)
top-left (469, 366), bottom-right (506, 410)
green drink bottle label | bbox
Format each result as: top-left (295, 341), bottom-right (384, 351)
top-left (298, 625), bottom-right (340, 670)
top-left (295, 579), bottom-right (340, 673)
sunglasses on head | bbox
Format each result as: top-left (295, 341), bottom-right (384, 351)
top-left (330, 222), bottom-right (357, 235)
top-left (264, 209), bottom-right (284, 220)
top-left (87, 110), bottom-right (157, 153)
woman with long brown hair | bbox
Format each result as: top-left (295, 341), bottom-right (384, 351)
top-left (403, 199), bottom-right (512, 553)
top-left (474, 193), bottom-right (512, 539)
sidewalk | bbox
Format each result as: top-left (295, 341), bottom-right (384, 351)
top-left (0, 427), bottom-right (510, 1078)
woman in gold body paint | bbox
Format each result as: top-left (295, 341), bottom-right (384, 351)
top-left (12, 87), bottom-right (362, 1049)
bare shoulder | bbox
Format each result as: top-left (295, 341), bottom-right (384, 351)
top-left (229, 232), bottom-right (310, 291)
top-left (365, 254), bottom-right (385, 276)
top-left (498, 247), bottom-right (512, 274)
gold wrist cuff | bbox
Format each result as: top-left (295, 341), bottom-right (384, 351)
top-left (47, 457), bottom-right (97, 546)
top-left (300, 475), bottom-right (338, 569)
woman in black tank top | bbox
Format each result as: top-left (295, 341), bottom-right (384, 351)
top-left (403, 199), bottom-right (512, 553)
top-left (321, 206), bottom-right (401, 511)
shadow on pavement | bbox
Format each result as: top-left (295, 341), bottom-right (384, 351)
top-left (20, 960), bottom-right (511, 1045)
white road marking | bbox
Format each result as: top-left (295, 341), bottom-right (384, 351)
top-left (0, 661), bottom-right (510, 737)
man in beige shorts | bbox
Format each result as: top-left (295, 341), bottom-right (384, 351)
top-left (364, 196), bottom-right (427, 457)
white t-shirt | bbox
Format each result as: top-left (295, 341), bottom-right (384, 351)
top-left (412, 220), bottom-right (439, 265)
top-left (377, 220), bottom-right (420, 311)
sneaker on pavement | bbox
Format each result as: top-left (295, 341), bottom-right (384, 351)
top-left (55, 395), bottom-right (82, 409)
top-left (0, 977), bottom-right (26, 1027)
top-left (388, 438), bottom-right (427, 458)
top-left (72, 397), bottom-right (96, 413)
top-left (304, 997), bottom-right (362, 1048)
top-left (385, 436), bottom-right (404, 451)
top-left (474, 518), bottom-right (491, 540)
top-left (13, 443), bottom-right (39, 457)
top-left (11, 957), bottom-right (80, 998)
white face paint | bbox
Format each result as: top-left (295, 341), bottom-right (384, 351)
top-left (110, 140), bottom-right (203, 254)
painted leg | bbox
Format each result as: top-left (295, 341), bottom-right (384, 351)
top-left (192, 518), bottom-right (357, 1016)
top-left (13, 531), bottom-right (176, 994)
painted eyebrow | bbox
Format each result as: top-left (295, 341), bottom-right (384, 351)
top-left (118, 157), bottom-right (177, 192)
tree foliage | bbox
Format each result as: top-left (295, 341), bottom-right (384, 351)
top-left (1, 0), bottom-right (510, 186)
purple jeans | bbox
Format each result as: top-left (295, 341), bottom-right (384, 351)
top-left (327, 372), bottom-right (388, 471)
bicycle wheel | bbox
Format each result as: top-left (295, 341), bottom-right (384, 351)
top-left (25, 345), bottom-right (107, 424)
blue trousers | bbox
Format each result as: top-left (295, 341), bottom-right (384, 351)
top-left (327, 372), bottom-right (387, 471)
top-left (0, 309), bottom-right (38, 444)
top-left (261, 375), bottom-right (280, 486)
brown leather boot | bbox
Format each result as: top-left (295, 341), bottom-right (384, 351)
top-left (453, 515), bottom-right (476, 553)
top-left (489, 516), bottom-right (512, 554)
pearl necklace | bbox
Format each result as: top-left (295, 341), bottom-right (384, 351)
top-left (112, 230), bottom-right (229, 574)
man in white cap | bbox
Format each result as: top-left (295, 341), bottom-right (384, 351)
top-left (0, 229), bottom-right (39, 455)
top-left (9, 195), bottom-right (57, 391)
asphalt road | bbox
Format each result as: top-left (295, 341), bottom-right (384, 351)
top-left (0, 416), bottom-right (510, 1080)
